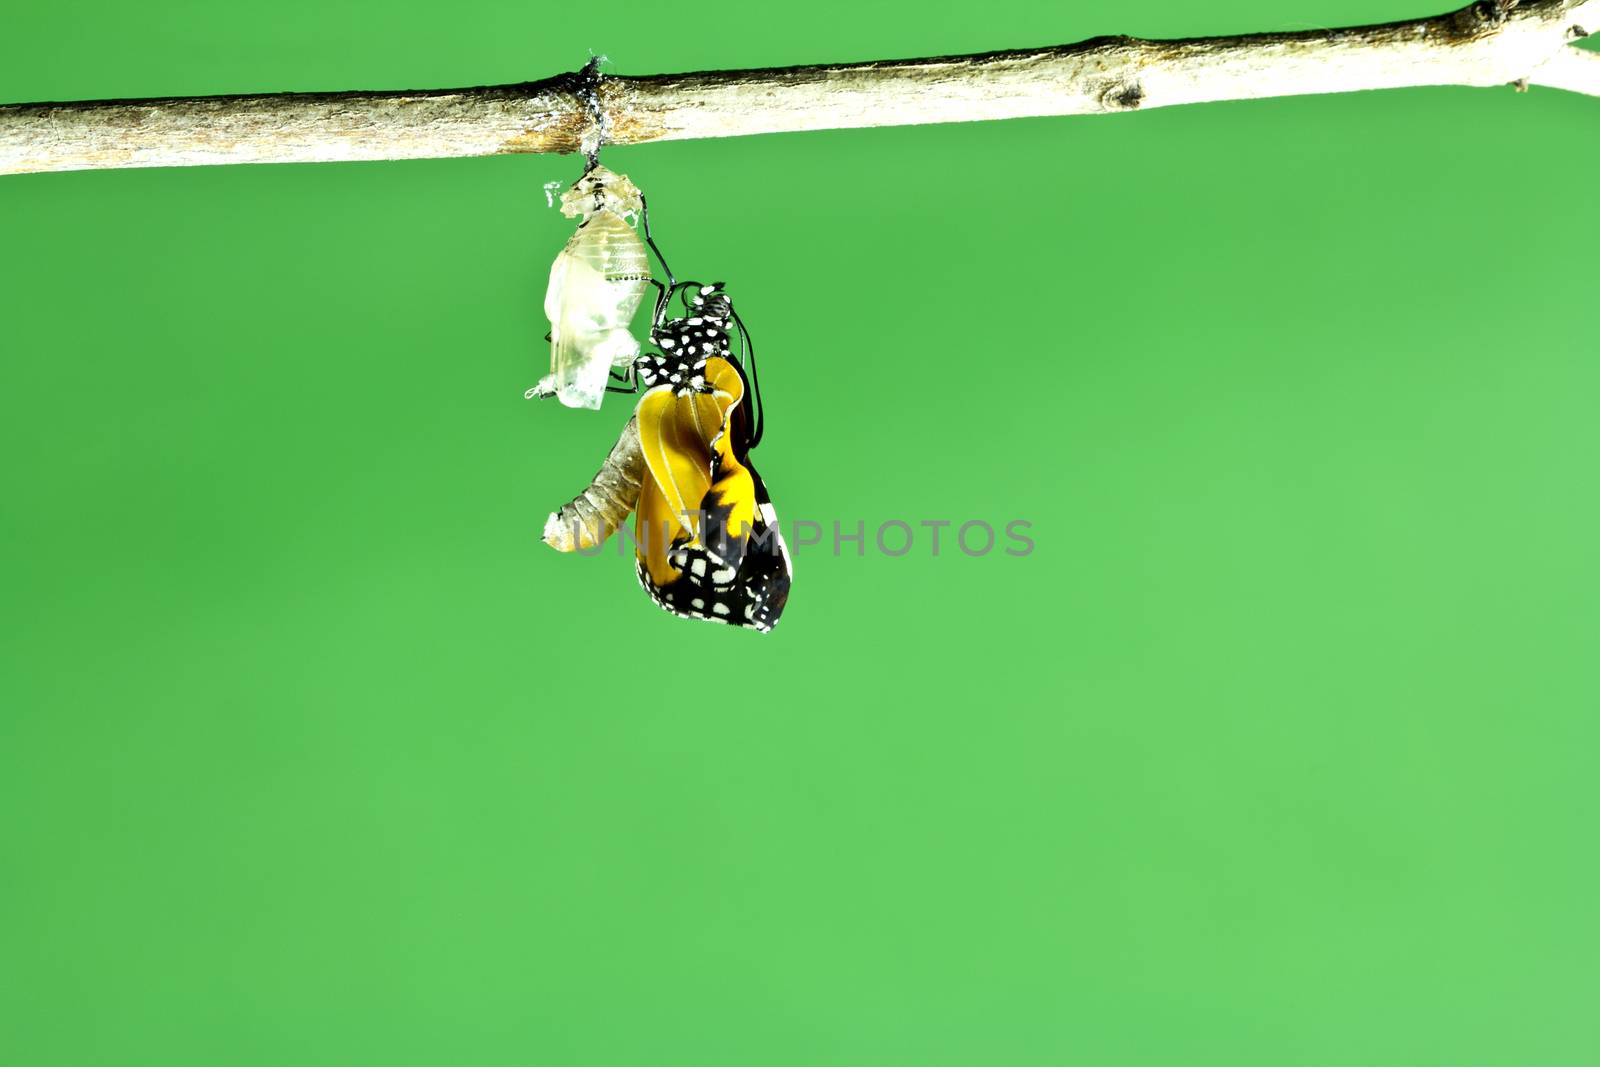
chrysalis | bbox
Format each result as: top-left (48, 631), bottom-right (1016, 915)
top-left (536, 165), bottom-right (651, 410)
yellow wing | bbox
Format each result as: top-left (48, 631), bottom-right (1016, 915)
top-left (635, 386), bottom-right (710, 541)
top-left (632, 357), bottom-right (755, 579)
top-left (699, 358), bottom-right (757, 563)
top-left (634, 464), bottom-right (682, 587)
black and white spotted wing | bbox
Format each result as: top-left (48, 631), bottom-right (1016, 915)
top-left (635, 500), bottom-right (791, 632)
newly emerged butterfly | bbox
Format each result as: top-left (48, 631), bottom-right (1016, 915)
top-left (538, 186), bottom-right (792, 632)
top-left (628, 283), bottom-right (790, 631)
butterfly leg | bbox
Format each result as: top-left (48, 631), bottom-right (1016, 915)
top-left (605, 362), bottom-right (640, 395)
top-left (647, 278), bottom-right (672, 336)
top-left (639, 193), bottom-right (676, 291)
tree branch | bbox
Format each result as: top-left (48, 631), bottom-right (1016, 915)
top-left (2, 0), bottom-right (1595, 177)
top-left (1526, 35), bottom-right (1600, 92)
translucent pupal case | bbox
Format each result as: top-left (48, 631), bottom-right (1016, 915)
top-left (542, 165), bottom-right (651, 410)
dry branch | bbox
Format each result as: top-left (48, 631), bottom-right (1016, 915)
top-left (2, 0), bottom-right (1596, 177)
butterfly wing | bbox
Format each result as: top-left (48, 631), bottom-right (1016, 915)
top-left (633, 356), bottom-right (791, 632)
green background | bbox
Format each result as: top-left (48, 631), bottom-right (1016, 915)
top-left (2, 2), bottom-right (1597, 1063)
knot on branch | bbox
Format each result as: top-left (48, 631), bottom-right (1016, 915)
top-left (1478, 0), bottom-right (1521, 22)
top-left (1097, 79), bottom-right (1145, 111)
top-left (1449, 0), bottom-right (1522, 37)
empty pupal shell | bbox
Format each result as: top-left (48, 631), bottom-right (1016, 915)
top-left (542, 415), bottom-right (646, 552)
top-left (559, 166), bottom-right (643, 220)
top-left (542, 166), bottom-right (651, 410)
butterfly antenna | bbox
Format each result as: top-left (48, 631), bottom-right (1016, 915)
top-left (638, 194), bottom-right (676, 289)
top-left (730, 304), bottom-right (763, 449)
top-left (638, 194), bottom-right (678, 331)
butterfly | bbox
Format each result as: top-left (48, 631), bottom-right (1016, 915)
top-left (543, 282), bottom-right (791, 632)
